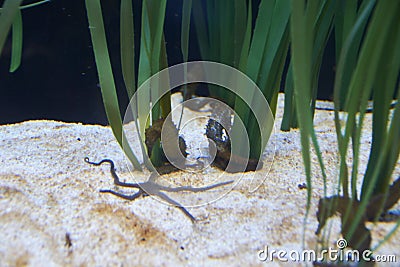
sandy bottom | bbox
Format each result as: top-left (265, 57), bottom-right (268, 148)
top-left (0, 94), bottom-right (399, 266)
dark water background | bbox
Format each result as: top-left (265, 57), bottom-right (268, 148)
top-left (0, 0), bottom-right (335, 125)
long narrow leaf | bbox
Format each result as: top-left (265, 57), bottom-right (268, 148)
top-left (192, 0), bottom-right (209, 60)
top-left (181, 0), bottom-right (191, 63)
top-left (9, 9), bottom-right (22, 72)
top-left (85, 0), bottom-right (142, 171)
top-left (137, 0), bottom-right (152, 151)
top-left (362, 9), bottom-right (400, 198)
top-left (0, 0), bottom-right (22, 58)
top-left (334, 0), bottom-right (373, 110)
top-left (149, 0), bottom-right (166, 122)
top-left (246, 0), bottom-right (274, 82)
top-left (333, 0), bottom-right (375, 197)
top-left (19, 0), bottom-right (49, 10)
top-left (233, 0), bottom-right (247, 67)
top-left (281, 64), bottom-right (296, 131)
top-left (159, 34), bottom-right (171, 119)
top-left (290, 0), bottom-right (331, 248)
top-left (120, 0), bottom-right (135, 98)
top-left (238, 0), bottom-right (252, 72)
top-left (178, 0), bottom-right (192, 129)
top-left (233, 0), bottom-right (276, 158)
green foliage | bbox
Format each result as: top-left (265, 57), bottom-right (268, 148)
top-left (334, 0), bottom-right (372, 111)
top-left (290, 0), bottom-right (400, 257)
top-left (0, 0), bottom-right (49, 71)
top-left (193, 0), bottom-right (290, 160)
top-left (0, 0), bottom-right (23, 68)
top-left (282, 1), bottom-right (336, 131)
top-left (9, 9), bottom-right (22, 72)
top-left (85, 0), bottom-right (142, 171)
top-left (136, 0), bottom-right (168, 167)
top-left (290, 1), bottom-right (330, 247)
top-left (334, 0), bottom-right (400, 247)
top-left (85, 0), bottom-right (170, 170)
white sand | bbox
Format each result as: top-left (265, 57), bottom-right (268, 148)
top-left (0, 94), bottom-right (398, 266)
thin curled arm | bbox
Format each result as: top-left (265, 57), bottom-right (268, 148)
top-left (84, 157), bottom-right (141, 189)
top-left (158, 180), bottom-right (234, 193)
top-left (156, 191), bottom-right (196, 222)
top-left (99, 189), bottom-right (143, 201)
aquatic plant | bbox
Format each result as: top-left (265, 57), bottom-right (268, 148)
top-left (0, 0), bottom-right (49, 72)
top-left (186, 0), bottom-right (400, 262)
top-left (85, 0), bottom-right (173, 171)
top-left (290, 0), bottom-right (400, 264)
top-left (192, 0), bottom-right (290, 163)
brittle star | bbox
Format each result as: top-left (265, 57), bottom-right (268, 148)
top-left (84, 157), bottom-right (233, 222)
